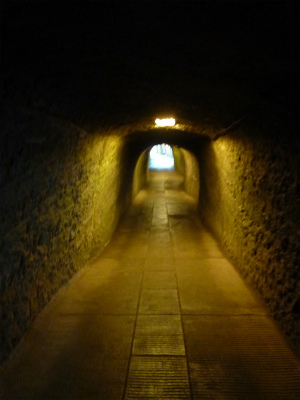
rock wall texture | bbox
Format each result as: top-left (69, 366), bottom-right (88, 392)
top-left (181, 148), bottom-right (200, 202)
top-left (198, 127), bottom-right (300, 355)
top-left (132, 150), bottom-right (149, 198)
top-left (173, 146), bottom-right (185, 175)
top-left (0, 107), bottom-right (126, 363)
top-left (173, 146), bottom-right (200, 201)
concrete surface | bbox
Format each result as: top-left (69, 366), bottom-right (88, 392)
top-left (1, 171), bottom-right (299, 399)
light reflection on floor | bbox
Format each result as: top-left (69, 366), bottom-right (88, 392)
top-left (149, 144), bottom-right (174, 170)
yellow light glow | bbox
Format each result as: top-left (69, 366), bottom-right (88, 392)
top-left (155, 118), bottom-right (176, 127)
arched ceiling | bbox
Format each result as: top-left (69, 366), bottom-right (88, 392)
top-left (1, 1), bottom-right (299, 133)
top-left (123, 125), bottom-right (212, 160)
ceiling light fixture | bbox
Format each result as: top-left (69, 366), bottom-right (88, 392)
top-left (155, 118), bottom-right (176, 127)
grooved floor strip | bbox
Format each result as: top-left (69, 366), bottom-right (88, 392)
top-left (184, 315), bottom-right (300, 399)
top-left (133, 334), bottom-right (186, 355)
top-left (133, 314), bottom-right (185, 357)
top-left (125, 356), bottom-right (190, 399)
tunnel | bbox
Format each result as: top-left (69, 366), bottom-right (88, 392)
top-left (0, 1), bottom-right (299, 398)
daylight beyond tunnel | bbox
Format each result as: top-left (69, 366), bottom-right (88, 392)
top-left (149, 144), bottom-right (174, 170)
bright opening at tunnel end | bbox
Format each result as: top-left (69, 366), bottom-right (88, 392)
top-left (149, 144), bottom-right (174, 170)
top-left (155, 118), bottom-right (176, 127)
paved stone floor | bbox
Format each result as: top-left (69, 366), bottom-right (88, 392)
top-left (1, 171), bottom-right (300, 399)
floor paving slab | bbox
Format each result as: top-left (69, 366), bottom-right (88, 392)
top-left (145, 257), bottom-right (174, 271)
top-left (139, 289), bottom-right (181, 314)
top-left (143, 271), bottom-right (177, 289)
top-left (125, 356), bottom-right (190, 399)
top-left (183, 315), bottom-right (300, 399)
top-left (133, 314), bottom-right (185, 356)
top-left (175, 258), bottom-right (266, 314)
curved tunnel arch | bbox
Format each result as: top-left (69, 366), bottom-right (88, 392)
top-left (118, 126), bottom-right (209, 205)
top-left (132, 142), bottom-right (200, 203)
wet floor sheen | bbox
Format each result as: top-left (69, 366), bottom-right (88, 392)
top-left (1, 171), bottom-right (299, 399)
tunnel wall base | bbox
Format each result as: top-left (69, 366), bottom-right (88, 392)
top-left (198, 129), bottom-right (300, 356)
top-left (0, 108), bottom-right (125, 363)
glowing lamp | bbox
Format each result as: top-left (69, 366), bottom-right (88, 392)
top-left (155, 118), bottom-right (175, 127)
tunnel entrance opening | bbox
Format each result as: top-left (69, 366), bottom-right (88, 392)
top-left (148, 144), bottom-right (174, 170)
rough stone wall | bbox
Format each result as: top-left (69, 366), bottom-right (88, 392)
top-left (198, 129), bottom-right (300, 355)
top-left (132, 150), bottom-right (149, 198)
top-left (173, 146), bottom-right (200, 201)
top-left (0, 107), bottom-right (125, 363)
top-left (173, 146), bottom-right (185, 175)
top-left (181, 148), bottom-right (200, 202)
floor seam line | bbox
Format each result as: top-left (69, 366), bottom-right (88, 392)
top-left (169, 198), bottom-right (193, 400)
top-left (122, 235), bottom-right (149, 400)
